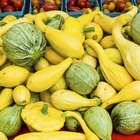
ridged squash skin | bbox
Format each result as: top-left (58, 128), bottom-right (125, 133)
top-left (84, 106), bottom-right (113, 140)
top-left (65, 62), bottom-right (100, 95)
top-left (0, 104), bottom-right (23, 137)
top-left (2, 22), bottom-right (47, 66)
top-left (111, 101), bottom-right (140, 135)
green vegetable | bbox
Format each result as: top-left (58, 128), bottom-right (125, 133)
top-left (84, 106), bottom-right (113, 140)
top-left (65, 62), bottom-right (100, 95)
top-left (131, 13), bottom-right (140, 45)
top-left (65, 111), bottom-right (82, 131)
top-left (2, 22), bottom-right (47, 66)
top-left (111, 101), bottom-right (140, 135)
top-left (0, 104), bottom-right (23, 137)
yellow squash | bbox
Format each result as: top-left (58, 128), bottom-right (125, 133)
top-left (100, 35), bottom-right (116, 49)
top-left (49, 75), bottom-right (67, 93)
top-left (21, 101), bottom-right (65, 132)
top-left (13, 131), bottom-right (86, 140)
top-left (44, 26), bottom-right (85, 58)
top-left (26, 58), bottom-right (72, 92)
top-left (0, 65), bottom-right (30, 88)
top-left (94, 5), bottom-right (138, 34)
top-left (1, 15), bottom-right (17, 23)
top-left (104, 48), bottom-right (123, 65)
top-left (0, 131), bottom-right (8, 140)
top-left (77, 10), bottom-right (103, 26)
top-left (64, 111), bottom-right (100, 140)
top-left (112, 13), bottom-right (140, 80)
top-left (61, 16), bottom-right (85, 43)
top-left (34, 57), bottom-right (50, 71)
top-left (101, 81), bottom-right (140, 108)
top-left (13, 85), bottom-right (31, 105)
top-left (51, 89), bottom-right (101, 110)
top-left (44, 47), bottom-right (65, 64)
top-left (0, 47), bottom-right (7, 66)
top-left (0, 88), bottom-right (13, 110)
top-left (84, 39), bottom-right (133, 91)
top-left (85, 22), bottom-right (103, 42)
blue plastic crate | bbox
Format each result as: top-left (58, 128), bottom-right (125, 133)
top-left (65, 0), bottom-right (100, 17)
top-left (0, 0), bottom-right (26, 20)
top-left (133, 0), bottom-right (140, 12)
top-left (29, 0), bottom-right (64, 14)
top-left (99, 0), bottom-right (136, 17)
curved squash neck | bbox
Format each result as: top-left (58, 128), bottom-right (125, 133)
top-left (112, 22), bottom-right (129, 52)
top-left (64, 111), bottom-right (100, 140)
top-left (84, 39), bottom-right (110, 62)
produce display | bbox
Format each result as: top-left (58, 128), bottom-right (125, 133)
top-left (0, 2), bottom-right (140, 140)
top-left (0, 0), bottom-right (23, 12)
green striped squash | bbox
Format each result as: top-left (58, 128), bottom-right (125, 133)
top-left (2, 22), bottom-right (47, 66)
top-left (111, 101), bottom-right (140, 135)
top-left (65, 62), bottom-right (100, 95)
top-left (0, 104), bottom-right (23, 137)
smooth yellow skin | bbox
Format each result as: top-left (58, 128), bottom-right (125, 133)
top-left (49, 75), bottom-right (67, 93)
top-left (91, 81), bottom-right (117, 103)
top-left (0, 47), bottom-right (7, 66)
top-left (21, 101), bottom-right (65, 132)
top-left (13, 85), bottom-right (31, 105)
top-left (13, 131), bottom-right (86, 140)
top-left (61, 16), bottom-right (85, 43)
top-left (0, 132), bottom-right (8, 140)
top-left (100, 35), bottom-right (116, 49)
top-left (26, 58), bottom-right (72, 92)
top-left (51, 89), bottom-right (101, 111)
top-left (44, 26), bottom-right (85, 58)
top-left (34, 58), bottom-right (50, 71)
top-left (0, 65), bottom-right (30, 88)
top-left (101, 81), bottom-right (140, 108)
top-left (104, 48), bottom-right (123, 65)
top-left (44, 47), bottom-right (65, 64)
top-left (77, 10), bottom-right (103, 26)
top-left (0, 88), bottom-right (13, 110)
top-left (1, 15), bottom-right (17, 23)
top-left (81, 53), bottom-right (97, 68)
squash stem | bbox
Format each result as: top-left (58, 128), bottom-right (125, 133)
top-left (83, 27), bottom-right (95, 35)
top-left (41, 104), bottom-right (48, 115)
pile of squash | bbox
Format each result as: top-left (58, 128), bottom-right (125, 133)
top-left (0, 5), bottom-right (140, 140)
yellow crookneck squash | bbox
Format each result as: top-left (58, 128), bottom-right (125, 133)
top-left (112, 13), bottom-right (140, 80)
top-left (21, 101), bottom-right (65, 132)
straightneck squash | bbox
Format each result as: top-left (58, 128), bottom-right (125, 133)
top-left (13, 131), bottom-right (86, 140)
top-left (21, 101), bottom-right (65, 132)
top-left (93, 5), bottom-right (138, 34)
top-left (84, 39), bottom-right (133, 91)
top-left (26, 57), bottom-right (72, 92)
top-left (101, 81), bottom-right (140, 109)
top-left (50, 89), bottom-right (101, 110)
top-left (64, 111), bottom-right (100, 140)
top-left (112, 14), bottom-right (140, 80)
top-left (44, 26), bottom-right (85, 58)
